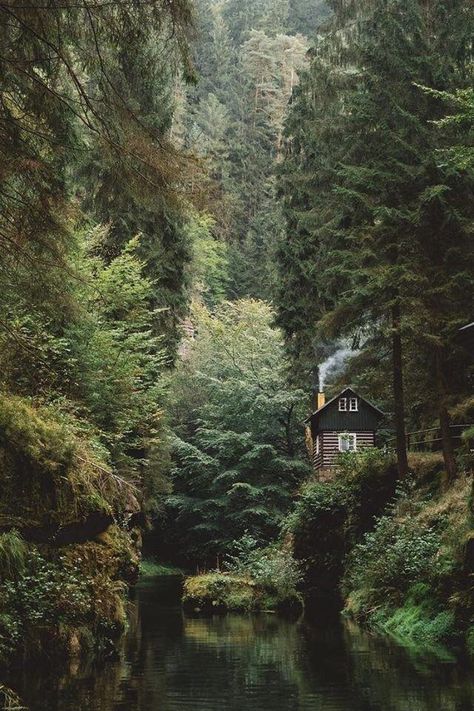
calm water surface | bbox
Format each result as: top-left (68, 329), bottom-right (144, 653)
top-left (7, 576), bottom-right (474, 711)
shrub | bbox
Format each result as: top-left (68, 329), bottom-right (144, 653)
top-left (0, 545), bottom-right (129, 659)
top-left (225, 534), bottom-right (302, 600)
top-left (343, 516), bottom-right (445, 606)
top-left (182, 535), bottom-right (303, 612)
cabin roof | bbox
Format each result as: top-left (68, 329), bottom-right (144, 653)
top-left (305, 387), bottom-right (384, 424)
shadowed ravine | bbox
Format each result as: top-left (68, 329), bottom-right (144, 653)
top-left (5, 576), bottom-right (474, 711)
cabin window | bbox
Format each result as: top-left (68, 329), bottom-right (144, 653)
top-left (338, 398), bottom-right (347, 411)
top-left (338, 433), bottom-right (357, 452)
top-left (349, 397), bottom-right (358, 411)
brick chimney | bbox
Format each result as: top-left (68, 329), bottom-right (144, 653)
top-left (317, 392), bottom-right (326, 410)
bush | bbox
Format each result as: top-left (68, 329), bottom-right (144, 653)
top-left (225, 534), bottom-right (302, 600)
top-left (343, 516), bottom-right (445, 606)
top-left (182, 536), bottom-right (303, 613)
top-left (285, 449), bottom-right (398, 602)
top-left (342, 476), bottom-right (472, 647)
top-left (0, 544), bottom-right (129, 660)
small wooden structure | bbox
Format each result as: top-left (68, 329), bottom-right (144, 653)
top-left (305, 387), bottom-right (384, 478)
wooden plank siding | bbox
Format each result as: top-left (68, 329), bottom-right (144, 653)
top-left (312, 435), bottom-right (323, 470)
top-left (312, 431), bottom-right (375, 470)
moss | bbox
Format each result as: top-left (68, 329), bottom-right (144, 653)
top-left (0, 394), bottom-right (142, 671)
top-left (182, 572), bottom-right (303, 613)
top-left (0, 393), bottom-right (131, 531)
top-left (183, 573), bottom-right (255, 611)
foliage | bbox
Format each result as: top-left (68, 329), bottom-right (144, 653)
top-left (182, 534), bottom-right (302, 612)
top-left (285, 449), bottom-right (398, 601)
top-left (178, 0), bottom-right (321, 300)
top-left (277, 0), bottom-right (474, 475)
top-left (344, 518), bottom-right (445, 604)
top-left (341, 467), bottom-right (473, 647)
top-left (161, 299), bottom-right (310, 565)
top-left (371, 592), bottom-right (456, 646)
top-left (187, 213), bottom-right (230, 308)
top-left (225, 533), bottom-right (302, 599)
top-left (0, 532), bottom-right (27, 580)
top-left (0, 531), bottom-right (139, 662)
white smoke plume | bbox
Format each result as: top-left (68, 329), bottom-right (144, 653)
top-left (319, 346), bottom-right (354, 390)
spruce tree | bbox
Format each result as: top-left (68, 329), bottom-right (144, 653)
top-left (278, 0), bottom-right (474, 477)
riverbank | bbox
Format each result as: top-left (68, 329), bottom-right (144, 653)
top-left (3, 573), bottom-right (474, 711)
top-left (287, 450), bottom-right (474, 653)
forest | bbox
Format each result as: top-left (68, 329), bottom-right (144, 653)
top-left (0, 0), bottom-right (473, 709)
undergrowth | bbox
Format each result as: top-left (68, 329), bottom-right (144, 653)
top-left (287, 448), bottom-right (474, 651)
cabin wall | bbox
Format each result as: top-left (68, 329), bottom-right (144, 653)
top-left (312, 434), bottom-right (323, 470)
top-left (318, 407), bottom-right (380, 432)
top-left (320, 431), bottom-right (375, 468)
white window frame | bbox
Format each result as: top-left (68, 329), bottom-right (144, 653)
top-left (315, 435), bottom-right (320, 455)
top-left (339, 398), bottom-right (348, 411)
top-left (349, 397), bottom-right (358, 411)
top-left (338, 432), bottom-right (357, 453)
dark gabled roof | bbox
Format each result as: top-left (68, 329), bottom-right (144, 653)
top-left (305, 387), bottom-right (384, 424)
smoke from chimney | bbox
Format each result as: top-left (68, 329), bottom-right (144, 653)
top-left (318, 346), bottom-right (354, 391)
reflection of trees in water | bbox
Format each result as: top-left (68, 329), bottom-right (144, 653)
top-left (343, 620), bottom-right (474, 711)
top-left (5, 646), bottom-right (125, 711)
top-left (8, 591), bottom-right (474, 711)
top-left (183, 613), bottom-right (302, 687)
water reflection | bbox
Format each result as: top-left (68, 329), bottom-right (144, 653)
top-left (4, 576), bottom-right (474, 711)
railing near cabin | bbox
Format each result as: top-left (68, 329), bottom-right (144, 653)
top-left (387, 424), bottom-right (474, 452)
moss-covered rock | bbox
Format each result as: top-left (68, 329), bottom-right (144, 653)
top-left (0, 395), bottom-right (142, 666)
top-left (182, 572), bottom-right (302, 613)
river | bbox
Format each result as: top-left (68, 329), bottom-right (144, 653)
top-left (5, 575), bottom-right (474, 710)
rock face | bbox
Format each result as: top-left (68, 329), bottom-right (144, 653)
top-left (0, 394), bottom-right (142, 665)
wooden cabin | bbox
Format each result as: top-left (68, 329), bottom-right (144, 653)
top-left (305, 387), bottom-right (384, 478)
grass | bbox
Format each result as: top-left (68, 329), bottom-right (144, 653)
top-left (0, 530), bottom-right (27, 579)
top-left (139, 559), bottom-right (184, 578)
top-left (182, 571), bottom-right (303, 613)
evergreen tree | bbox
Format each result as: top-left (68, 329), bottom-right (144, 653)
top-left (162, 299), bottom-right (309, 565)
top-left (278, 0), bottom-right (474, 477)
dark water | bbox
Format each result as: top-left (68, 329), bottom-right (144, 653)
top-left (5, 576), bottom-right (474, 711)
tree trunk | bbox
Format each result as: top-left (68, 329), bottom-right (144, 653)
top-left (436, 348), bottom-right (457, 486)
top-left (285, 403), bottom-right (295, 457)
top-left (391, 303), bottom-right (409, 478)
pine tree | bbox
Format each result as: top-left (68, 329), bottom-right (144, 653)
top-left (278, 0), bottom-right (474, 477)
